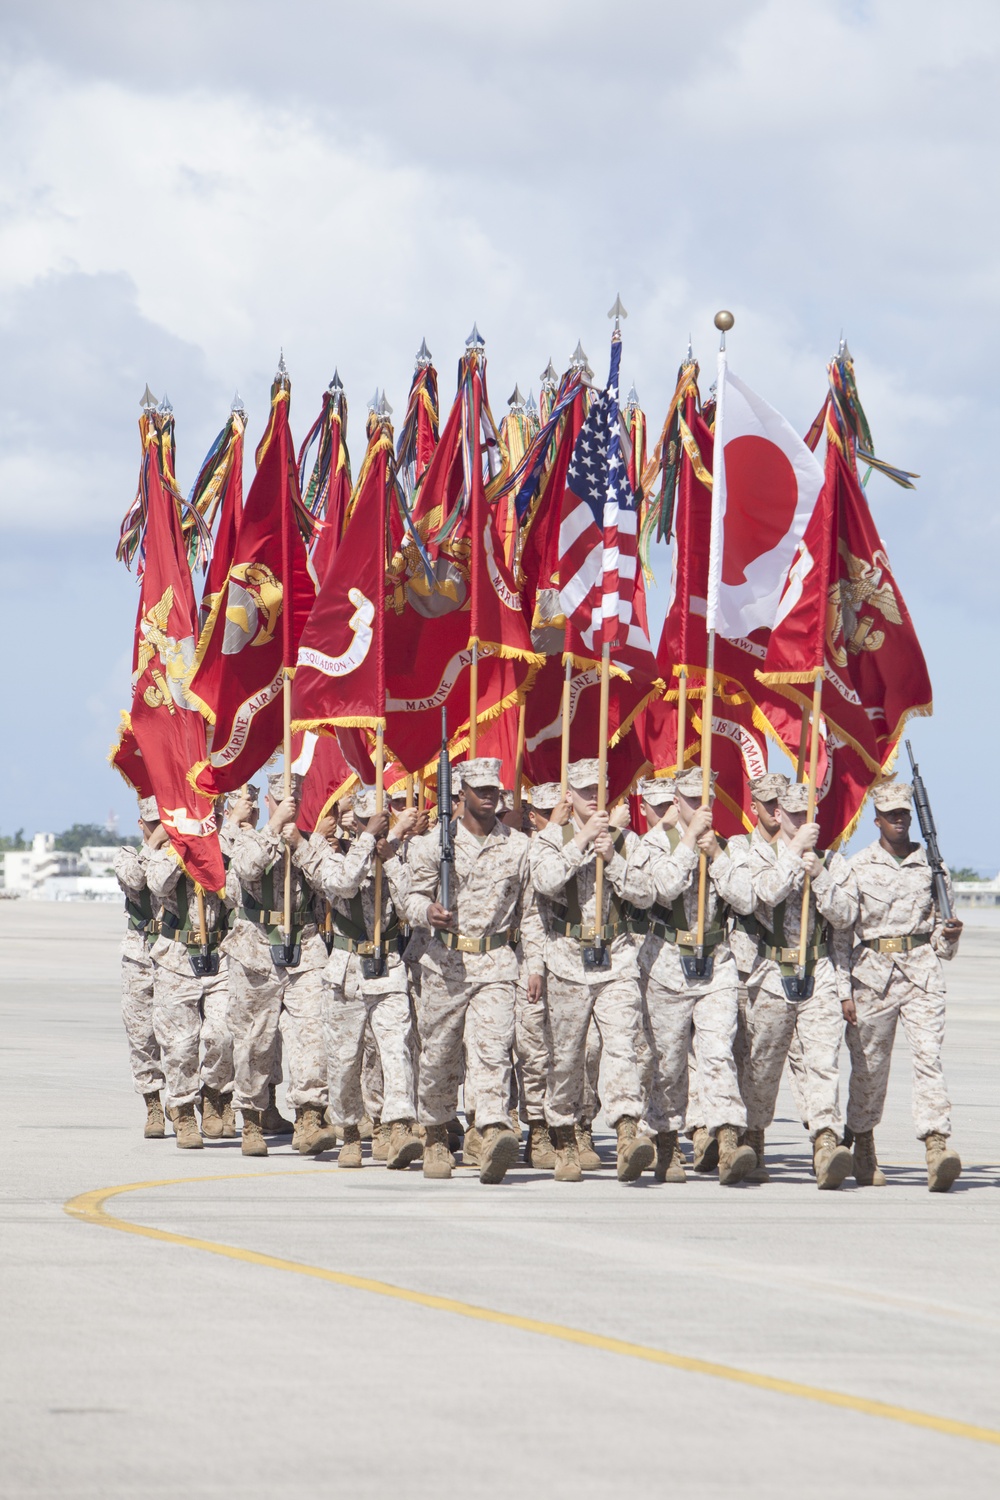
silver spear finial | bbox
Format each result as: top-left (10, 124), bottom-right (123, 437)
top-left (507, 384), bottom-right (525, 411)
top-left (607, 293), bottom-right (628, 330)
top-left (231, 390), bottom-right (246, 415)
top-left (465, 323), bottom-right (485, 352)
top-left (569, 341), bottom-right (588, 370)
top-left (328, 368), bottom-right (344, 393)
top-left (415, 337), bottom-right (432, 368)
top-left (541, 358), bottom-right (558, 388)
top-left (140, 384), bottom-right (158, 411)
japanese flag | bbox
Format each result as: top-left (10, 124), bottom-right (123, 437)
top-left (707, 357), bottom-right (824, 640)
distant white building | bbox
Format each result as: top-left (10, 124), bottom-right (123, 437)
top-left (2, 833), bottom-right (121, 902)
top-left (954, 874), bottom-right (1000, 907)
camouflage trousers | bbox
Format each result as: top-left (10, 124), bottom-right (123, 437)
top-left (227, 960), bottom-right (327, 1114)
top-left (581, 1017), bottom-right (603, 1125)
top-left (785, 1026), bottom-right (811, 1126)
top-left (121, 953), bottom-right (163, 1096)
top-left (323, 977), bottom-right (416, 1127)
top-left (414, 965), bottom-right (515, 1130)
top-left (513, 984), bottom-right (551, 1122)
top-left (362, 1019), bottom-right (384, 1121)
top-left (663, 987), bottom-right (750, 1132)
top-left (846, 974), bottom-right (952, 1140)
top-left (544, 975), bottom-right (645, 1130)
top-left (151, 961), bottom-right (233, 1111)
top-left (640, 972), bottom-right (745, 1133)
top-left (743, 972), bottom-right (845, 1140)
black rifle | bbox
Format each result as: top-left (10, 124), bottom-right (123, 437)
top-left (437, 706), bottom-right (455, 915)
top-left (905, 740), bottom-right (953, 922)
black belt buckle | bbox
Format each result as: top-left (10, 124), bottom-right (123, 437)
top-left (271, 942), bottom-right (301, 969)
top-left (782, 972), bottom-right (815, 1002)
top-left (680, 952), bottom-right (714, 982)
top-left (362, 950), bottom-right (387, 980)
top-left (582, 941), bottom-right (610, 972)
top-left (189, 949), bottom-right (219, 978)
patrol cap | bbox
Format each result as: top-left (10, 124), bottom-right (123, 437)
top-left (638, 776), bottom-right (675, 805)
top-left (873, 780), bottom-right (913, 813)
top-left (567, 758), bottom-right (602, 789)
top-left (777, 782), bottom-right (811, 813)
top-left (353, 787), bottom-right (379, 819)
top-left (529, 781), bottom-right (562, 810)
top-left (137, 796), bottom-right (159, 822)
top-left (460, 757), bottom-right (502, 789)
top-left (267, 771), bottom-right (304, 802)
top-left (673, 767), bottom-right (717, 800)
top-left (225, 782), bottom-right (259, 811)
top-left (749, 772), bottom-right (789, 802)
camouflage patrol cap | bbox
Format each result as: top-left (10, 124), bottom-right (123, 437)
top-left (225, 782), bottom-right (259, 810)
top-left (138, 796), bottom-right (159, 822)
top-left (873, 780), bottom-right (913, 813)
top-left (459, 757), bottom-right (502, 789)
top-left (567, 757), bottom-right (602, 789)
top-left (529, 781), bottom-right (562, 810)
top-left (749, 772), bottom-right (789, 802)
top-left (266, 771), bottom-right (304, 802)
top-left (638, 776), bottom-right (675, 805)
top-left (673, 767), bottom-right (717, 800)
top-left (777, 782), bottom-right (811, 813)
top-left (353, 787), bottom-right (379, 820)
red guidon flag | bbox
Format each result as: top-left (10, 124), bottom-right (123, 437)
top-left (758, 435), bottom-right (932, 841)
top-left (189, 377), bottom-right (316, 795)
top-left (116, 431), bottom-right (224, 891)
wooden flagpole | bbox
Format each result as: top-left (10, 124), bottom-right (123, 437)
top-left (796, 671), bottom-right (824, 973)
top-left (405, 773), bottom-right (414, 809)
top-left (417, 772), bottom-right (425, 812)
top-left (469, 640), bottom-right (479, 756)
top-left (559, 654), bottom-right (572, 799)
top-left (373, 723), bottom-right (384, 959)
top-left (593, 643), bottom-right (611, 933)
top-left (513, 700), bottom-right (526, 813)
top-left (282, 670), bottom-right (293, 945)
top-left (796, 708), bottom-right (810, 781)
top-left (675, 667), bottom-right (688, 773)
top-left (694, 636), bottom-right (715, 951)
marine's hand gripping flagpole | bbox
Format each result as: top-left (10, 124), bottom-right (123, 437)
top-left (366, 722), bottom-right (386, 980)
top-left (794, 671), bottom-right (825, 992)
top-left (691, 310), bottom-right (735, 981)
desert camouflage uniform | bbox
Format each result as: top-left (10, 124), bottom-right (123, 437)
top-left (629, 826), bottom-right (752, 1133)
top-left (529, 823), bottom-right (653, 1130)
top-left (295, 830), bottom-right (416, 1127)
top-left (845, 841), bottom-right (959, 1140)
top-left (146, 850), bottom-right (233, 1111)
top-left (114, 843), bottom-right (164, 1096)
top-left (401, 820), bottom-right (544, 1129)
top-left (743, 841), bottom-right (858, 1140)
top-left (223, 824), bottom-right (329, 1114)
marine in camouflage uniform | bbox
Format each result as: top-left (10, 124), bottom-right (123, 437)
top-left (628, 767), bottom-right (756, 1187)
top-left (529, 759), bottom-right (655, 1184)
top-left (223, 772), bottom-right (338, 1159)
top-left (743, 781), bottom-right (858, 1189)
top-left (401, 757), bottom-right (544, 1185)
top-left (146, 829), bottom-right (233, 1151)
top-left (844, 780), bottom-right (963, 1193)
top-left (114, 795), bottom-right (165, 1137)
top-left (296, 787), bottom-right (423, 1171)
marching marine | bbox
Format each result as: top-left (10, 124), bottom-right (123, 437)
top-left (529, 758), bottom-right (655, 1184)
top-left (844, 780), bottom-right (963, 1192)
top-left (114, 795), bottom-right (166, 1137)
top-left (743, 781), bottom-right (858, 1188)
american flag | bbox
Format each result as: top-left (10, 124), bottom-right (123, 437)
top-left (557, 338), bottom-right (650, 659)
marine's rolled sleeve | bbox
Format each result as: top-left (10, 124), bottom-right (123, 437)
top-left (145, 847), bottom-right (183, 901)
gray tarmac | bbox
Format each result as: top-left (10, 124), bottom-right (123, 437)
top-left (1, 899), bottom-right (998, 1499)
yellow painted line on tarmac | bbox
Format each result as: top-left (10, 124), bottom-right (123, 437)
top-left (65, 1172), bottom-right (1000, 1450)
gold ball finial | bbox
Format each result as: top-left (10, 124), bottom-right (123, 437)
top-left (714, 309), bottom-right (735, 332)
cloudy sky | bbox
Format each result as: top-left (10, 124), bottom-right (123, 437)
top-left (2, 0), bottom-right (997, 865)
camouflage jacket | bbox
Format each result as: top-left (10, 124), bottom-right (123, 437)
top-left (145, 848), bottom-right (231, 978)
top-left (529, 821), bottom-right (650, 984)
top-left (114, 843), bottom-right (155, 965)
top-left (847, 840), bottom-right (959, 996)
top-left (629, 823), bottom-right (752, 988)
top-left (294, 831), bottom-right (409, 994)
top-left (749, 840), bottom-right (858, 1002)
top-left (222, 824), bottom-right (328, 976)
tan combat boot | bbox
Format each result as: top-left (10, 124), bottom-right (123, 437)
top-left (387, 1120), bottom-right (423, 1171)
top-left (575, 1122), bottom-right (602, 1171)
top-left (616, 1117), bottom-right (655, 1182)
top-left (654, 1131), bottom-right (687, 1184)
top-left (143, 1092), bottom-right (165, 1139)
top-left (925, 1132), bottom-right (962, 1193)
top-left (479, 1125), bottom-right (520, 1184)
top-left (813, 1127), bottom-right (853, 1190)
top-left (422, 1123), bottom-right (453, 1179)
top-left (173, 1100), bottom-right (204, 1150)
top-left (295, 1104), bottom-right (339, 1156)
top-left (221, 1095), bottom-right (237, 1138)
top-left (691, 1126), bottom-right (719, 1174)
top-left (241, 1108), bottom-right (268, 1157)
top-left (744, 1127), bottom-right (770, 1184)
top-left (359, 1114), bottom-right (374, 1141)
top-left (200, 1085), bottom-right (225, 1140)
top-left (551, 1124), bottom-right (583, 1182)
top-left (717, 1124), bottom-right (755, 1185)
top-left (851, 1129), bottom-right (886, 1187)
top-left (445, 1118), bottom-right (464, 1156)
top-left (338, 1123), bottom-right (363, 1168)
top-left (463, 1124), bottom-right (483, 1168)
top-left (372, 1121), bottom-right (391, 1162)
top-left (261, 1084), bottom-right (294, 1135)
top-left (524, 1121), bottom-right (556, 1169)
